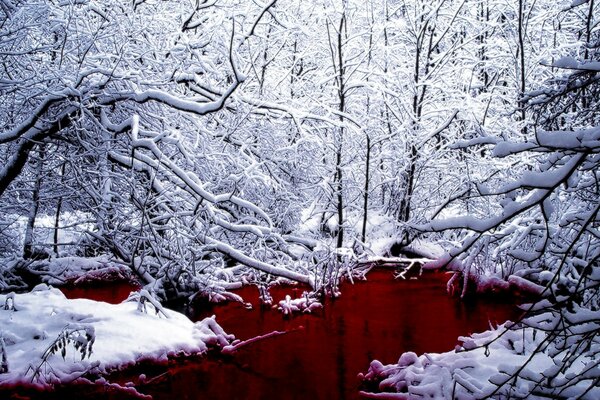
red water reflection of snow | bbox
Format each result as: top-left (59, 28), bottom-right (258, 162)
top-left (136, 269), bottom-right (519, 400)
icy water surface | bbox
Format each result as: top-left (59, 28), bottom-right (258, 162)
top-left (5, 269), bottom-right (519, 399)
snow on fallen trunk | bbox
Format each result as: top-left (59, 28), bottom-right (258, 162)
top-left (399, 239), bottom-right (445, 259)
top-left (24, 256), bottom-right (135, 286)
top-left (423, 254), bottom-right (546, 299)
top-left (0, 285), bottom-right (234, 386)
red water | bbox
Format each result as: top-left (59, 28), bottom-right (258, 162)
top-left (127, 269), bottom-right (519, 400)
top-left (60, 280), bottom-right (139, 304)
top-left (4, 269), bottom-right (519, 400)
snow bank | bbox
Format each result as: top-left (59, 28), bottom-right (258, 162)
top-left (0, 285), bottom-right (233, 387)
top-left (359, 322), bottom-right (599, 399)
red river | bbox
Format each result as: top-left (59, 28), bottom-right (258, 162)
top-left (4, 268), bottom-right (519, 399)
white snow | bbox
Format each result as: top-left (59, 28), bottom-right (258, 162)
top-left (277, 292), bottom-right (323, 315)
top-left (552, 56), bottom-right (580, 69)
top-left (569, 0), bottom-right (589, 7)
top-left (369, 237), bottom-right (398, 257)
top-left (536, 127), bottom-right (600, 151)
top-left (28, 256), bottom-right (132, 285)
top-left (359, 322), bottom-right (600, 399)
top-left (401, 239), bottom-right (445, 259)
top-left (551, 57), bottom-right (600, 72)
top-left (0, 285), bottom-right (233, 386)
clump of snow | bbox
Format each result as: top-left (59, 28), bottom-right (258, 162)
top-left (421, 253), bottom-right (461, 271)
top-left (550, 57), bottom-right (600, 72)
top-left (359, 212), bottom-right (400, 255)
top-left (296, 206), bottom-right (401, 260)
top-left (568, 0), bottom-right (589, 8)
top-left (421, 253), bottom-right (547, 300)
top-left (359, 322), bottom-right (599, 399)
top-left (552, 56), bottom-right (579, 69)
top-left (0, 285), bottom-right (233, 387)
top-left (401, 239), bottom-right (445, 259)
top-left (277, 292), bottom-right (323, 316)
top-left (369, 237), bottom-right (397, 258)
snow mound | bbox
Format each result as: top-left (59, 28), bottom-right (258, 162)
top-left (359, 322), bottom-right (599, 399)
top-left (0, 285), bottom-right (233, 386)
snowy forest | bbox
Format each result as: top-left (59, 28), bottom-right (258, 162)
top-left (0, 0), bottom-right (599, 398)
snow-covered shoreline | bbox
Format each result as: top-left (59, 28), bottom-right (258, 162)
top-left (0, 285), bottom-right (234, 389)
top-left (359, 320), bottom-right (599, 399)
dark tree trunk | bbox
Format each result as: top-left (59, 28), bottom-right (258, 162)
top-left (23, 144), bottom-right (46, 259)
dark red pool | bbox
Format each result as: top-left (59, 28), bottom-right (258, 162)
top-left (123, 269), bottom-right (519, 400)
top-left (3, 269), bottom-right (519, 399)
top-left (60, 280), bottom-right (139, 304)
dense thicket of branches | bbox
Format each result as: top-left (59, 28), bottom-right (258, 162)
top-left (0, 0), bottom-right (317, 297)
top-left (413, 0), bottom-right (600, 397)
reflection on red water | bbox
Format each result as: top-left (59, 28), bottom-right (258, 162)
top-left (3, 269), bottom-right (520, 400)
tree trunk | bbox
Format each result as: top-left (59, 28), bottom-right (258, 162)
top-left (327, 8), bottom-right (347, 249)
top-left (53, 162), bottom-right (66, 256)
top-left (517, 0), bottom-right (527, 134)
top-left (23, 144), bottom-right (46, 259)
top-left (361, 134), bottom-right (371, 243)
